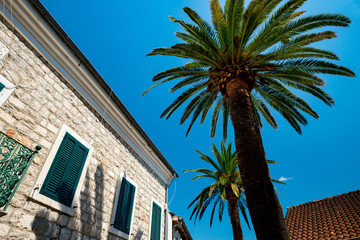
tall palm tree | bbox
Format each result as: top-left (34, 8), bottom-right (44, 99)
top-left (144, 0), bottom-right (355, 238)
top-left (185, 141), bottom-right (249, 240)
top-left (184, 141), bottom-right (285, 240)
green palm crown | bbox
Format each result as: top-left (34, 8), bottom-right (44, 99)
top-left (145, 0), bottom-right (355, 138)
top-left (184, 141), bottom-right (284, 227)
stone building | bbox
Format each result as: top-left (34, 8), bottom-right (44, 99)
top-left (0, 0), bottom-right (178, 239)
top-left (168, 213), bottom-right (192, 240)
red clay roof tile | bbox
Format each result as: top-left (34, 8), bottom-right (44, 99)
top-left (285, 190), bottom-right (360, 240)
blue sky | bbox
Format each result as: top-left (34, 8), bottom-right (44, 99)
top-left (40, 0), bottom-right (359, 239)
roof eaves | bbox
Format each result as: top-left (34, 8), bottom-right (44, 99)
top-left (30, 0), bottom-right (178, 178)
top-left (286, 189), bottom-right (360, 210)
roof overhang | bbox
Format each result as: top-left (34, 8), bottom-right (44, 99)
top-left (0, 0), bottom-right (178, 184)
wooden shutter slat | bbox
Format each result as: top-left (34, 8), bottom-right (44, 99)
top-left (40, 132), bottom-right (89, 207)
top-left (125, 184), bottom-right (135, 231)
top-left (151, 203), bottom-right (161, 240)
top-left (120, 180), bottom-right (129, 228)
top-left (151, 204), bottom-right (157, 240)
top-left (59, 144), bottom-right (88, 206)
top-left (156, 204), bottom-right (161, 240)
top-left (40, 133), bottom-right (76, 197)
top-left (114, 180), bottom-right (126, 229)
top-left (114, 178), bottom-right (136, 234)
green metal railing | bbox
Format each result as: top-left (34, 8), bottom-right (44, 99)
top-left (0, 131), bottom-right (41, 211)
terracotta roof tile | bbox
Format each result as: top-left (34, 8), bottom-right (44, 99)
top-left (285, 190), bottom-right (360, 240)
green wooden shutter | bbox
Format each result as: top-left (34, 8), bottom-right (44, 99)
top-left (0, 82), bottom-right (5, 92)
top-left (40, 132), bottom-right (89, 207)
top-left (150, 202), bottom-right (162, 240)
top-left (114, 178), bottom-right (136, 234)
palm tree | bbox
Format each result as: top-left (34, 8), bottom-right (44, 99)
top-left (184, 141), bottom-right (284, 240)
top-left (145, 0), bottom-right (355, 239)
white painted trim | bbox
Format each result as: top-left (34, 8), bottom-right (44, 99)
top-left (149, 198), bottom-right (164, 240)
top-left (29, 124), bottom-right (93, 216)
top-left (109, 172), bottom-right (138, 239)
top-left (0, 0), bottom-right (174, 185)
top-left (0, 74), bottom-right (16, 107)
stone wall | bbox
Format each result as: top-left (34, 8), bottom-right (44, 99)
top-left (0, 18), bottom-right (167, 240)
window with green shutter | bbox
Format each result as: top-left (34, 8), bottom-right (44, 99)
top-left (150, 202), bottom-right (162, 240)
top-left (113, 178), bottom-right (136, 234)
top-left (40, 132), bottom-right (89, 207)
top-left (0, 82), bottom-right (5, 92)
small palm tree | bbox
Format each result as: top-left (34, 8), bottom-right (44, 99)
top-left (145, 0), bottom-right (354, 238)
top-left (184, 141), bottom-right (284, 240)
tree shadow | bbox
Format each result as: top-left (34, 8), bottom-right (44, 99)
top-left (133, 229), bottom-right (144, 240)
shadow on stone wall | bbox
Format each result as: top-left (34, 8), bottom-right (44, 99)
top-left (133, 230), bottom-right (144, 240)
top-left (31, 164), bottom-right (105, 239)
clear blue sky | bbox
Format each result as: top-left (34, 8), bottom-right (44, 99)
top-left (40, 0), bottom-right (360, 239)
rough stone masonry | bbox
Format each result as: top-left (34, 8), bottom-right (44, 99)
top-left (0, 17), bottom-right (167, 240)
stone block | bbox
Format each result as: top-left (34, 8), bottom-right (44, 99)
top-left (70, 230), bottom-right (81, 240)
top-left (96, 229), bottom-right (102, 239)
top-left (22, 214), bottom-right (35, 230)
top-left (67, 217), bottom-right (80, 231)
top-left (82, 235), bottom-right (89, 240)
top-left (47, 211), bottom-right (59, 223)
top-left (82, 223), bottom-right (91, 235)
top-left (35, 125), bottom-right (48, 137)
top-left (46, 122), bottom-right (58, 134)
top-left (8, 96), bottom-right (26, 110)
top-left (89, 226), bottom-right (97, 237)
top-left (51, 224), bottom-right (60, 238)
top-left (7, 228), bottom-right (30, 240)
top-left (57, 214), bottom-right (69, 227)
top-left (32, 218), bottom-right (52, 237)
top-left (16, 123), bottom-right (31, 136)
top-left (53, 82), bottom-right (64, 94)
top-left (0, 223), bottom-right (10, 237)
top-left (9, 210), bottom-right (24, 227)
top-left (80, 212), bottom-right (89, 222)
top-left (43, 75), bottom-right (54, 85)
top-left (17, 136), bottom-right (31, 147)
top-left (5, 128), bottom-right (16, 138)
top-left (59, 227), bottom-right (72, 240)
top-left (17, 59), bottom-right (27, 69)
top-left (38, 138), bottom-right (51, 149)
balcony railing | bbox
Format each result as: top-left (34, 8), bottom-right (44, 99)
top-left (0, 131), bottom-right (41, 211)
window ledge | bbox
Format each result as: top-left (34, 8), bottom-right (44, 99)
top-left (29, 187), bottom-right (76, 216)
top-left (109, 226), bottom-right (129, 239)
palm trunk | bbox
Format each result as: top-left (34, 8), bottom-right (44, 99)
top-left (226, 79), bottom-right (289, 240)
top-left (227, 187), bottom-right (243, 240)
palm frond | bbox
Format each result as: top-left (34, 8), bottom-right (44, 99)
top-left (146, 0), bottom-right (354, 137)
top-left (222, 100), bottom-right (231, 139)
top-left (210, 0), bottom-right (230, 51)
top-left (210, 99), bottom-right (222, 138)
top-left (240, 0), bottom-right (283, 50)
top-left (160, 84), bottom-right (206, 119)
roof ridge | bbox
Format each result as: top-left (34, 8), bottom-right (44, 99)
top-left (287, 189), bottom-right (360, 210)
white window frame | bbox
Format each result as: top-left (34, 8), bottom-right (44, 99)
top-left (0, 74), bottom-right (15, 107)
top-left (109, 172), bottom-right (138, 239)
top-left (149, 198), bottom-right (164, 240)
top-left (30, 124), bottom-right (93, 216)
